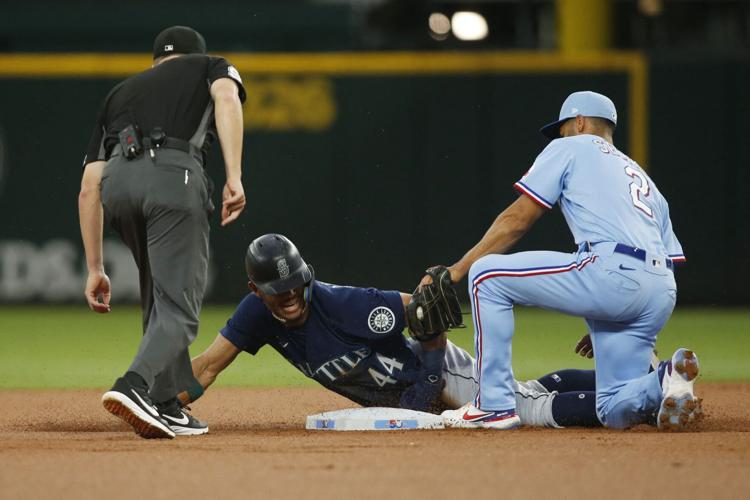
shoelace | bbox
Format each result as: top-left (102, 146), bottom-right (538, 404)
top-left (156, 399), bottom-right (188, 418)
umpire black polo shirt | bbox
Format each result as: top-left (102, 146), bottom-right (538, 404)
top-left (83, 54), bottom-right (246, 166)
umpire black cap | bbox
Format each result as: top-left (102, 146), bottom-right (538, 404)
top-left (152, 26), bottom-right (207, 60)
top-left (245, 234), bottom-right (314, 295)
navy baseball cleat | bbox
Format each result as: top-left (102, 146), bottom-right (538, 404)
top-left (102, 377), bottom-right (175, 439)
top-left (441, 403), bottom-right (521, 429)
top-left (657, 348), bottom-right (701, 431)
top-left (155, 398), bottom-right (209, 436)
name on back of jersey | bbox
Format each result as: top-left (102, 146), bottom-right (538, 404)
top-left (314, 347), bottom-right (406, 388)
top-left (315, 348), bottom-right (370, 382)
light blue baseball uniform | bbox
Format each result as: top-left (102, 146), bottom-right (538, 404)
top-left (469, 133), bottom-right (685, 429)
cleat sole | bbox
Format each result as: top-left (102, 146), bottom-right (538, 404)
top-left (443, 415), bottom-right (522, 430)
top-left (675, 350), bottom-right (699, 381)
top-left (103, 395), bottom-right (175, 439)
top-left (171, 425), bottom-right (210, 436)
top-left (690, 398), bottom-right (704, 423)
top-left (658, 349), bottom-right (701, 431)
top-left (657, 394), bottom-right (700, 432)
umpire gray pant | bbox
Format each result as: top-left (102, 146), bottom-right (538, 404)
top-left (101, 148), bottom-right (212, 403)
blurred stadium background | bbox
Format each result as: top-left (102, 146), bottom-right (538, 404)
top-left (0, 0), bottom-right (747, 386)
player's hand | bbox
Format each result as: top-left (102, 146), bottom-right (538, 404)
top-left (85, 271), bottom-right (111, 313)
top-left (221, 177), bottom-right (245, 226)
top-left (418, 265), bottom-right (461, 289)
top-left (575, 333), bottom-right (594, 358)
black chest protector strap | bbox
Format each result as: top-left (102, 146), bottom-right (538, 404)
top-left (188, 100), bottom-right (215, 151)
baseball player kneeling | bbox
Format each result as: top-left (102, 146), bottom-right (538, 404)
top-left (170, 233), bottom-right (614, 434)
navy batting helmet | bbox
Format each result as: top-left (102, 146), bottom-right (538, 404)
top-left (245, 234), bottom-right (314, 295)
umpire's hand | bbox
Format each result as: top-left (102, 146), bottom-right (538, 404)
top-left (221, 178), bottom-right (246, 226)
top-left (85, 271), bottom-right (111, 313)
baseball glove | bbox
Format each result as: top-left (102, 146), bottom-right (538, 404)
top-left (406, 266), bottom-right (464, 341)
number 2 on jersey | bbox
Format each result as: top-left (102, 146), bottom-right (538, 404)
top-left (624, 166), bottom-right (653, 217)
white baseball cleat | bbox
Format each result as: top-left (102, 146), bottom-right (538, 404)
top-left (441, 403), bottom-right (521, 430)
top-left (657, 348), bottom-right (701, 431)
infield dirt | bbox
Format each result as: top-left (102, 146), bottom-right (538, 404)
top-left (1, 384), bottom-right (748, 500)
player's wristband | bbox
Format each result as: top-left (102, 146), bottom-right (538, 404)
top-left (186, 381), bottom-right (205, 402)
top-left (420, 348), bottom-right (446, 384)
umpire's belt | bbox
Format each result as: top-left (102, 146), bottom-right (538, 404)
top-left (111, 138), bottom-right (202, 162)
top-left (584, 242), bottom-right (674, 270)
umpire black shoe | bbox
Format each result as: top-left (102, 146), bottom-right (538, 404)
top-left (102, 376), bottom-right (175, 439)
top-left (155, 398), bottom-right (209, 436)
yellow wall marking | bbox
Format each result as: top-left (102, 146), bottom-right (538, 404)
top-left (244, 77), bottom-right (336, 131)
top-left (0, 51), bottom-right (648, 164)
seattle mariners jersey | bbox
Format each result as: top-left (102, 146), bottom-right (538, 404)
top-left (514, 135), bottom-right (685, 262)
top-left (220, 281), bottom-right (422, 407)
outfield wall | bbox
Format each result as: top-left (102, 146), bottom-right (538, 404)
top-left (0, 52), bottom-right (746, 304)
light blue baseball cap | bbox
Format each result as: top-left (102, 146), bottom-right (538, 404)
top-left (539, 91), bottom-right (618, 139)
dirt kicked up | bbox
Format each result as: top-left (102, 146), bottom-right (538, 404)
top-left (1, 384), bottom-right (748, 500)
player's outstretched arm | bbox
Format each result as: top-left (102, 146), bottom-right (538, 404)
top-left (78, 160), bottom-right (111, 313)
top-left (178, 333), bottom-right (242, 404)
top-left (447, 195), bottom-right (546, 283)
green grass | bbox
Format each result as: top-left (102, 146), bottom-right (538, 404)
top-left (0, 305), bottom-right (747, 389)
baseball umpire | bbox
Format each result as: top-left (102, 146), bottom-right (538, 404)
top-left (431, 91), bottom-right (700, 431)
top-left (78, 26), bottom-right (246, 439)
top-left (172, 233), bottom-right (610, 433)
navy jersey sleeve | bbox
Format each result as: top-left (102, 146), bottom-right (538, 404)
top-left (220, 294), bottom-right (270, 355)
top-left (324, 284), bottom-right (406, 340)
top-left (208, 56), bottom-right (246, 103)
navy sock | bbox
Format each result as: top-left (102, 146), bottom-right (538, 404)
top-left (551, 391), bottom-right (602, 427)
top-left (537, 369), bottom-right (596, 392)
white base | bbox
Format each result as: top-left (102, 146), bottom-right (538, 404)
top-left (306, 407), bottom-right (444, 431)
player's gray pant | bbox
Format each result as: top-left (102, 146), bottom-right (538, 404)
top-left (100, 149), bottom-right (212, 402)
top-left (408, 339), bottom-right (558, 427)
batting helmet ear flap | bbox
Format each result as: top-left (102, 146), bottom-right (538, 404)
top-left (303, 266), bottom-right (315, 304)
